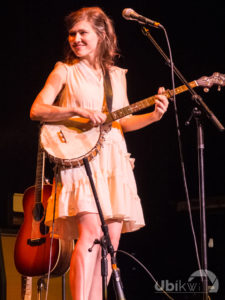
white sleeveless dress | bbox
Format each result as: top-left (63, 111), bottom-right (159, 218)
top-left (45, 60), bottom-right (145, 239)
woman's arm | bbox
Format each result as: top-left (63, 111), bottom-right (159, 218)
top-left (30, 64), bottom-right (106, 124)
top-left (30, 65), bottom-right (75, 122)
top-left (120, 87), bottom-right (169, 132)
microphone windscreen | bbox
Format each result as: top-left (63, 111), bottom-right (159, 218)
top-left (122, 8), bottom-right (134, 20)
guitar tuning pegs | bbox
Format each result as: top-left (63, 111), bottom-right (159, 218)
top-left (218, 85), bottom-right (221, 91)
top-left (204, 88), bottom-right (209, 93)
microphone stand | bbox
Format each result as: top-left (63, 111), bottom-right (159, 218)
top-left (83, 158), bottom-right (126, 300)
top-left (141, 25), bottom-right (224, 300)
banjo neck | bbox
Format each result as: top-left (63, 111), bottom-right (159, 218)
top-left (104, 80), bottom-right (198, 124)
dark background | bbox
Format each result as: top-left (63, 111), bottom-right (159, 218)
top-left (1, 0), bottom-right (225, 299)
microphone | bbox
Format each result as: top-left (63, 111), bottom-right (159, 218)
top-left (122, 8), bottom-right (163, 29)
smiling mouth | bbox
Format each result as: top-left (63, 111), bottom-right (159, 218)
top-left (73, 43), bottom-right (85, 49)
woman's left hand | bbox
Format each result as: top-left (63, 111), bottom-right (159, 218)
top-left (153, 87), bottom-right (169, 121)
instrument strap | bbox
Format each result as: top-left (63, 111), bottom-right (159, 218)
top-left (103, 69), bottom-right (113, 112)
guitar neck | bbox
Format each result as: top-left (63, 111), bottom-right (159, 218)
top-left (105, 80), bottom-right (198, 124)
top-left (34, 143), bottom-right (45, 204)
top-left (21, 276), bottom-right (32, 300)
top-left (31, 142), bottom-right (47, 237)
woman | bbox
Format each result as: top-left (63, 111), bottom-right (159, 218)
top-left (30, 6), bottom-right (169, 300)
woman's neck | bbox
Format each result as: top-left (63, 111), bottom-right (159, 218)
top-left (80, 57), bottom-right (101, 71)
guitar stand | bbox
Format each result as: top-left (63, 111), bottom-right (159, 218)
top-left (83, 158), bottom-right (126, 300)
top-left (36, 274), bottom-right (66, 300)
top-left (37, 277), bottom-right (47, 300)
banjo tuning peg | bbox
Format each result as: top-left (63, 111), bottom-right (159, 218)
top-left (203, 87), bottom-right (209, 93)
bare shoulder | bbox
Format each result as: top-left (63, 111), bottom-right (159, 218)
top-left (45, 61), bottom-right (68, 87)
top-left (50, 61), bottom-right (68, 80)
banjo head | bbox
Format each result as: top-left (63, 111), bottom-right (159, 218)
top-left (40, 118), bottom-right (105, 168)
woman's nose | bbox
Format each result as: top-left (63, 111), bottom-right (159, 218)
top-left (74, 33), bottom-right (81, 42)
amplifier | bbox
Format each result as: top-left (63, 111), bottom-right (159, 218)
top-left (12, 193), bottom-right (24, 226)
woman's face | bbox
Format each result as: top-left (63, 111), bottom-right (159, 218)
top-left (68, 20), bottom-right (100, 64)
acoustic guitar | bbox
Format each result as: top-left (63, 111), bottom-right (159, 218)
top-left (14, 142), bottom-right (74, 277)
top-left (40, 72), bottom-right (225, 168)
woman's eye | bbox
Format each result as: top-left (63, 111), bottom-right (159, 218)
top-left (68, 30), bottom-right (88, 37)
top-left (80, 31), bottom-right (87, 35)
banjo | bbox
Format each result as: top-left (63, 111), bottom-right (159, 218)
top-left (40, 72), bottom-right (225, 168)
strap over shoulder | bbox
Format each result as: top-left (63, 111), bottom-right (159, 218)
top-left (103, 70), bottom-right (113, 112)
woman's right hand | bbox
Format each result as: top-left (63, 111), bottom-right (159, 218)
top-left (75, 107), bottom-right (106, 126)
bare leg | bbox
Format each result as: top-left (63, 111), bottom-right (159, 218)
top-left (69, 213), bottom-right (102, 300)
top-left (88, 220), bottom-right (123, 300)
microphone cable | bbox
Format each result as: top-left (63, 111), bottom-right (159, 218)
top-left (117, 250), bottom-right (175, 300)
top-left (159, 25), bottom-right (202, 273)
top-left (123, 6), bottom-right (203, 282)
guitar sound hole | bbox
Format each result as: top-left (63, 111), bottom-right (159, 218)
top-left (40, 220), bottom-right (49, 235)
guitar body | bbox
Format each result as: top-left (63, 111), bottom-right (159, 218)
top-left (14, 184), bottom-right (74, 277)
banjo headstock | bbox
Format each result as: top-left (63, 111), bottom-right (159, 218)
top-left (196, 72), bottom-right (225, 92)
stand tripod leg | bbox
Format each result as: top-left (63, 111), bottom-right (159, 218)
top-left (62, 274), bottom-right (66, 300)
top-left (101, 242), bottom-right (108, 300)
top-left (196, 117), bottom-right (208, 299)
top-left (83, 158), bottom-right (126, 300)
